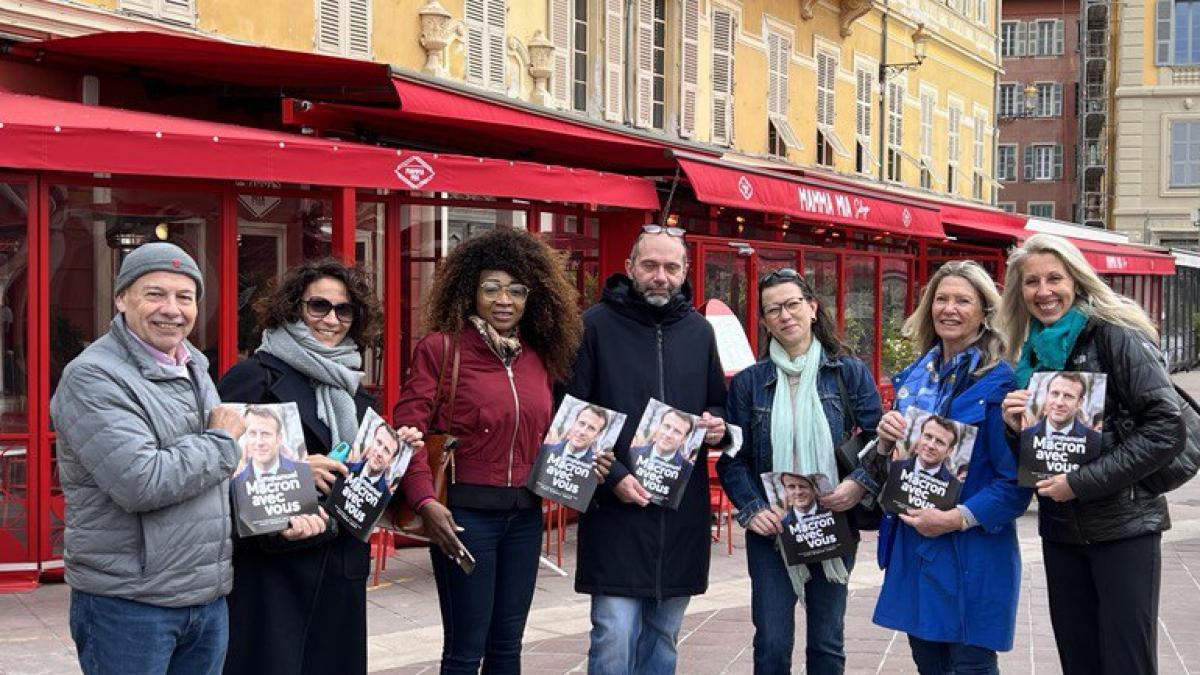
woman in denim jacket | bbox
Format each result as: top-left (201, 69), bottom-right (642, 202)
top-left (868, 261), bottom-right (1031, 675)
top-left (717, 269), bottom-right (883, 675)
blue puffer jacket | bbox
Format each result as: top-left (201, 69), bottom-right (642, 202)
top-left (717, 351), bottom-right (883, 529)
top-left (870, 359), bottom-right (1032, 652)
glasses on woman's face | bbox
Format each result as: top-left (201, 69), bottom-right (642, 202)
top-left (763, 298), bottom-right (810, 321)
top-left (480, 281), bottom-right (530, 302)
top-left (641, 224), bottom-right (687, 238)
top-left (302, 297), bottom-right (355, 323)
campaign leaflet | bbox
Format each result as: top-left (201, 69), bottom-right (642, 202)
top-left (227, 402), bottom-right (320, 537)
top-left (329, 409), bottom-right (415, 542)
top-left (761, 472), bottom-right (854, 565)
top-left (527, 395), bottom-right (626, 511)
top-left (880, 407), bottom-right (978, 513)
top-left (629, 398), bottom-right (707, 510)
top-left (1018, 371), bottom-right (1106, 488)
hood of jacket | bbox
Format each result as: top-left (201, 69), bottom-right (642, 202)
top-left (601, 273), bottom-right (694, 327)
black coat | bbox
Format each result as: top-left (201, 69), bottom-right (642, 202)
top-left (562, 275), bottom-right (728, 599)
top-left (218, 352), bottom-right (376, 675)
top-left (1032, 319), bottom-right (1184, 544)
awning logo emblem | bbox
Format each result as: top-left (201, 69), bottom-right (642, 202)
top-left (901, 207), bottom-right (913, 228)
top-left (737, 176), bottom-right (753, 200)
top-left (395, 156), bottom-right (436, 190)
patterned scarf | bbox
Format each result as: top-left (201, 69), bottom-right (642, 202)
top-left (257, 321), bottom-right (362, 446)
top-left (894, 343), bottom-right (982, 417)
top-left (468, 315), bottom-right (522, 366)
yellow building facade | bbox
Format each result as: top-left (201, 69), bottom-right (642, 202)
top-left (1, 0), bottom-right (1000, 201)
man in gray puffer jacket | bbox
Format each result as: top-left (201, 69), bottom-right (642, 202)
top-left (50, 243), bottom-right (246, 675)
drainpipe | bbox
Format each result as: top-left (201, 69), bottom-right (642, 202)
top-left (992, 0), bottom-right (1002, 205)
top-left (878, 0), bottom-right (889, 183)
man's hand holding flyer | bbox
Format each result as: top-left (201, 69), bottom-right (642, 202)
top-left (629, 398), bottom-right (707, 510)
top-left (527, 395), bottom-right (626, 511)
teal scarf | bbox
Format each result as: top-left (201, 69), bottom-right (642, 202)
top-left (1014, 306), bottom-right (1088, 387)
top-left (768, 339), bottom-right (849, 599)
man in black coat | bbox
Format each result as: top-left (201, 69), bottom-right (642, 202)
top-left (562, 228), bottom-right (729, 675)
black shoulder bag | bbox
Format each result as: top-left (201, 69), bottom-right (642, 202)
top-left (834, 368), bottom-right (883, 530)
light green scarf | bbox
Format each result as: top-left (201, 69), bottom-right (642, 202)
top-left (768, 339), bottom-right (850, 599)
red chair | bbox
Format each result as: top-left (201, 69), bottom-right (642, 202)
top-left (542, 499), bottom-right (566, 567)
top-left (707, 454), bottom-right (733, 555)
top-left (369, 528), bottom-right (396, 587)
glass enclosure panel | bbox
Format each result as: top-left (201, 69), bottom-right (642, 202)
top-left (357, 202), bottom-right (386, 391)
top-left (0, 442), bottom-right (29, 562)
top-left (881, 258), bottom-right (912, 379)
top-left (0, 182), bottom-right (29, 431)
top-left (236, 194), bottom-right (332, 358)
top-left (702, 249), bottom-right (749, 328)
top-left (48, 184), bottom-right (222, 389)
top-left (803, 251), bottom-right (840, 327)
top-left (755, 248), bottom-right (799, 351)
top-left (540, 213), bottom-right (601, 309)
top-left (845, 256), bottom-right (878, 370)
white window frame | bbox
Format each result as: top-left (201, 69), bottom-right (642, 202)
top-left (919, 88), bottom-right (935, 159)
top-left (1169, 118), bottom-right (1200, 188)
top-left (1034, 81), bottom-right (1063, 117)
top-left (998, 202), bottom-right (1017, 213)
top-left (1028, 201), bottom-right (1056, 218)
top-left (973, 113), bottom-right (987, 172)
top-left (1030, 19), bottom-right (1064, 57)
top-left (679, 0), bottom-right (700, 136)
top-left (998, 83), bottom-right (1020, 118)
top-left (1033, 144), bottom-right (1055, 180)
top-left (549, 0), bottom-right (589, 112)
top-left (711, 6), bottom-right (736, 145)
top-left (886, 78), bottom-right (905, 183)
top-left (997, 143), bottom-right (1018, 181)
top-left (854, 63), bottom-right (877, 174)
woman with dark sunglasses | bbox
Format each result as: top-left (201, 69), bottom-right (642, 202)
top-left (217, 258), bottom-right (430, 675)
top-left (716, 268), bottom-right (884, 675)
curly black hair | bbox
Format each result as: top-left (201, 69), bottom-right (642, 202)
top-left (253, 257), bottom-right (383, 349)
top-left (423, 228), bottom-right (583, 381)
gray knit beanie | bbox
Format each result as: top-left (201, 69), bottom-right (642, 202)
top-left (114, 243), bottom-right (205, 299)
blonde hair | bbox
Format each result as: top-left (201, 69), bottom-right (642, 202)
top-left (903, 260), bottom-right (1007, 374)
top-left (999, 233), bottom-right (1158, 361)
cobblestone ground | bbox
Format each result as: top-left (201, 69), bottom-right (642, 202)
top-left (6, 372), bottom-right (1200, 675)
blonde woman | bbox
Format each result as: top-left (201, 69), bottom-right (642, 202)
top-left (869, 261), bottom-right (1030, 675)
top-left (999, 233), bottom-right (1183, 675)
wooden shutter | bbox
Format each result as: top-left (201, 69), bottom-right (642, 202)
top-left (121, 0), bottom-right (157, 16)
top-left (160, 0), bottom-right (194, 24)
top-left (1024, 146), bottom-right (1034, 180)
top-left (633, 0), bottom-right (655, 128)
top-left (1157, 0), bottom-right (1174, 65)
top-left (316, 0), bottom-right (343, 54)
top-left (679, 0), bottom-right (700, 137)
top-left (855, 67), bottom-right (871, 137)
top-left (347, 0), bottom-right (370, 58)
top-left (1015, 21), bottom-right (1026, 57)
top-left (817, 50), bottom-right (836, 125)
top-left (1054, 19), bottom-right (1065, 55)
top-left (711, 8), bottom-right (734, 145)
top-left (1027, 21), bottom-right (1039, 56)
top-left (1054, 145), bottom-right (1064, 179)
top-left (550, 0), bottom-right (572, 107)
top-left (1053, 83), bottom-right (1063, 116)
top-left (948, 106), bottom-right (960, 161)
top-left (485, 0), bottom-right (507, 91)
top-left (604, 0), bottom-right (624, 122)
top-left (465, 0), bottom-right (486, 84)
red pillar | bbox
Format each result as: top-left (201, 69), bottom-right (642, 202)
top-left (332, 187), bottom-right (357, 263)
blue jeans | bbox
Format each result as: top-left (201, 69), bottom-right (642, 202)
top-left (69, 589), bottom-right (228, 675)
top-left (746, 531), bottom-right (855, 675)
top-left (430, 506), bottom-right (542, 675)
top-left (587, 594), bottom-right (690, 675)
top-left (908, 635), bottom-right (999, 675)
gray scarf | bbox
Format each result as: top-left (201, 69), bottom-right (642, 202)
top-left (257, 320), bottom-right (362, 446)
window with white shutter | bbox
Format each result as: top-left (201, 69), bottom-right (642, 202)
top-left (977, 0), bottom-right (988, 26)
top-left (855, 67), bottom-right (876, 174)
top-left (998, 83), bottom-right (1017, 117)
top-left (813, 50), bottom-right (846, 165)
top-left (711, 8), bottom-right (735, 145)
top-left (604, 0), bottom-right (624, 122)
top-left (1032, 144), bottom-right (1055, 180)
top-left (549, 0), bottom-right (572, 108)
top-left (1028, 202), bottom-right (1055, 218)
top-left (1170, 1), bottom-right (1200, 65)
top-left (679, 0), bottom-right (700, 137)
top-left (947, 104), bottom-right (961, 192)
top-left (1000, 21), bottom-right (1020, 57)
top-left (973, 114), bottom-right (986, 172)
top-left (1031, 19), bottom-right (1061, 56)
top-left (997, 144), bottom-right (1017, 181)
top-left (122, 0), bottom-right (196, 25)
top-left (886, 80), bottom-right (904, 182)
top-left (767, 34), bottom-right (801, 159)
top-left (632, 0), bottom-right (655, 129)
top-left (920, 91), bottom-right (935, 159)
top-left (315, 0), bottom-right (371, 58)
top-left (1171, 120), bottom-right (1200, 187)
top-left (465, 0), bottom-right (507, 91)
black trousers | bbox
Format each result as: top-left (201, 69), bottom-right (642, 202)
top-left (1042, 533), bottom-right (1161, 675)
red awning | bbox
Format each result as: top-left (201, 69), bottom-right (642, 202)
top-left (0, 92), bottom-right (660, 209)
top-left (19, 31), bottom-right (398, 105)
top-left (1067, 238), bottom-right (1176, 276)
top-left (675, 156), bottom-right (945, 239)
top-left (940, 204), bottom-right (1029, 240)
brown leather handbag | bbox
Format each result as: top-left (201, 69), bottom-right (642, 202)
top-left (390, 333), bottom-right (461, 538)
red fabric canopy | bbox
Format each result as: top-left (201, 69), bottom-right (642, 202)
top-left (676, 157), bottom-right (945, 239)
top-left (22, 31), bottom-right (398, 105)
top-left (1066, 238), bottom-right (1175, 276)
top-left (940, 204), bottom-right (1029, 240)
top-left (0, 92), bottom-right (660, 209)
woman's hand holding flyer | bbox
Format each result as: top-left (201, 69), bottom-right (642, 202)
top-left (819, 479), bottom-right (867, 512)
top-left (1002, 390), bottom-right (1032, 432)
top-left (876, 410), bottom-right (907, 450)
top-left (281, 507), bottom-right (330, 542)
top-left (1035, 473), bottom-right (1077, 502)
top-left (307, 454), bottom-right (349, 495)
top-left (898, 507), bottom-right (963, 537)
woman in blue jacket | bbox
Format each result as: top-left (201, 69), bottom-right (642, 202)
top-left (717, 269), bottom-right (883, 675)
top-left (869, 260), bottom-right (1032, 675)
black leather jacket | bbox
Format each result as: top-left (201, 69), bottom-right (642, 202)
top-left (1028, 319), bottom-right (1183, 545)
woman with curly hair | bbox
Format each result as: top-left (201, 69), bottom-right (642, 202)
top-left (393, 227), bottom-right (586, 674)
top-left (218, 258), bottom-right (427, 675)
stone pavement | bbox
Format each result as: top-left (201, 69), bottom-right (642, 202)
top-left (5, 373), bottom-right (1200, 675)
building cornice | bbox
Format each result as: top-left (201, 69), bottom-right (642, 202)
top-left (0, 0), bottom-right (204, 38)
